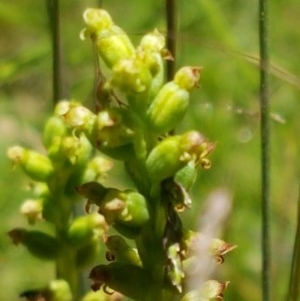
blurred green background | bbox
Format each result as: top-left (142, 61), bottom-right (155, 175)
top-left (1, 0), bottom-right (300, 300)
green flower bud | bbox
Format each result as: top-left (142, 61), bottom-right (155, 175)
top-left (180, 280), bottom-right (229, 301)
top-left (60, 134), bottom-right (92, 165)
top-left (93, 26), bottom-right (135, 69)
top-left (139, 29), bottom-right (165, 54)
top-left (59, 104), bottom-right (96, 133)
top-left (67, 213), bottom-right (107, 248)
top-left (48, 279), bottom-right (72, 301)
top-left (81, 8), bottom-right (135, 69)
top-left (174, 66), bottom-right (201, 90)
top-left (30, 182), bottom-right (50, 198)
top-left (82, 156), bottom-right (113, 183)
top-left (100, 189), bottom-right (149, 229)
top-left (54, 100), bottom-right (82, 116)
top-left (82, 8), bottom-right (113, 33)
top-left (76, 236), bottom-right (101, 269)
top-left (146, 135), bottom-right (181, 182)
top-left (146, 67), bottom-right (201, 134)
top-left (8, 228), bottom-right (60, 260)
top-left (184, 231), bottom-right (237, 264)
top-left (89, 262), bottom-right (151, 300)
top-left (20, 199), bottom-right (43, 225)
top-left (43, 115), bottom-right (68, 150)
top-left (7, 146), bottom-right (54, 181)
top-left (92, 108), bottom-right (141, 160)
top-left (105, 235), bottom-right (141, 266)
top-left (111, 57), bottom-right (152, 94)
top-left (146, 131), bottom-right (214, 183)
top-left (94, 108), bottom-right (135, 148)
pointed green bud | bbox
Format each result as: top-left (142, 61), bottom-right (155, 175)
top-left (93, 26), bottom-right (135, 68)
top-left (105, 235), bottom-right (141, 266)
top-left (7, 146), bottom-right (54, 182)
top-left (80, 9), bottom-right (135, 68)
top-left (48, 279), bottom-right (72, 301)
top-left (146, 131), bottom-right (214, 183)
top-left (20, 199), bottom-right (43, 225)
top-left (67, 213), bottom-right (107, 248)
top-left (8, 228), bottom-right (60, 260)
top-left (89, 263), bottom-right (151, 300)
top-left (146, 67), bottom-right (201, 134)
top-left (43, 115), bottom-right (68, 150)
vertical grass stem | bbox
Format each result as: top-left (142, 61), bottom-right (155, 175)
top-left (259, 0), bottom-right (271, 300)
top-left (165, 0), bottom-right (177, 81)
top-left (287, 184), bottom-right (300, 301)
top-left (47, 0), bottom-right (64, 105)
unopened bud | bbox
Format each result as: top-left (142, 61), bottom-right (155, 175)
top-left (146, 67), bottom-right (201, 134)
top-left (7, 146), bottom-right (54, 182)
top-left (67, 213), bottom-right (107, 248)
top-left (8, 228), bottom-right (60, 260)
top-left (20, 199), bottom-right (43, 225)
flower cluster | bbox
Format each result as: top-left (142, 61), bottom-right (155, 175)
top-left (7, 7), bottom-right (235, 301)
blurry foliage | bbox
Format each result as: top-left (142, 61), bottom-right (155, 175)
top-left (1, 0), bottom-right (300, 301)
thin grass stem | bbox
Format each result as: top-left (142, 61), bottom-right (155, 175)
top-left (165, 0), bottom-right (177, 81)
top-left (287, 184), bottom-right (300, 301)
top-left (259, 0), bottom-right (271, 300)
top-left (47, 0), bottom-right (64, 105)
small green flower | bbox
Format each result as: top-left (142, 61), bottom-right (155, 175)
top-left (48, 279), bottom-right (72, 301)
top-left (180, 280), bottom-right (229, 301)
top-left (67, 213), bottom-right (107, 248)
top-left (20, 199), bottom-right (43, 225)
top-left (146, 131), bottom-right (213, 184)
top-left (146, 67), bottom-right (201, 134)
top-left (7, 146), bottom-right (54, 182)
top-left (80, 8), bottom-right (135, 69)
top-left (105, 235), bottom-right (141, 266)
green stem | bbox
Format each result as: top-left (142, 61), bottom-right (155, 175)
top-left (259, 0), bottom-right (271, 300)
top-left (165, 0), bottom-right (177, 81)
top-left (287, 184), bottom-right (300, 301)
top-left (47, 0), bottom-right (64, 104)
